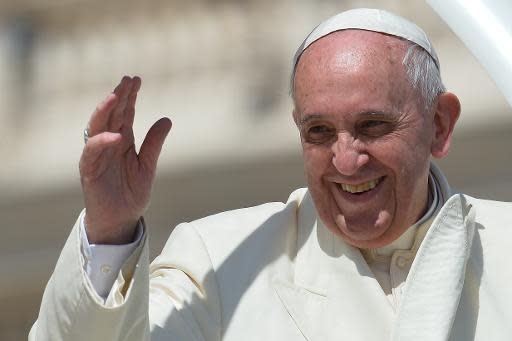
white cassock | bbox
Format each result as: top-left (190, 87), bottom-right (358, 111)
top-left (30, 163), bottom-right (512, 340)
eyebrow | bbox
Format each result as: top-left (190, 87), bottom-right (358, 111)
top-left (299, 110), bottom-right (397, 127)
top-left (299, 114), bottom-right (324, 127)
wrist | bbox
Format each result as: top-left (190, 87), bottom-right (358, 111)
top-left (84, 214), bottom-right (140, 245)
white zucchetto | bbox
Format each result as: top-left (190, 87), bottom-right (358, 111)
top-left (292, 8), bottom-right (440, 73)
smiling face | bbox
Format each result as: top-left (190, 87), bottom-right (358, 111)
top-left (293, 30), bottom-right (441, 248)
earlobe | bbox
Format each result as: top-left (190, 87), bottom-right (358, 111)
top-left (431, 92), bottom-right (461, 158)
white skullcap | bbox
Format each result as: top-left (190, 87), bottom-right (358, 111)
top-left (292, 8), bottom-right (440, 72)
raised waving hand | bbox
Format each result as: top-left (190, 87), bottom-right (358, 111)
top-left (79, 76), bottom-right (172, 244)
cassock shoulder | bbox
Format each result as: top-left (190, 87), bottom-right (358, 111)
top-left (462, 194), bottom-right (512, 231)
top-left (156, 188), bottom-right (309, 270)
top-left (458, 194), bottom-right (512, 327)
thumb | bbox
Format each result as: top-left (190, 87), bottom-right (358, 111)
top-left (139, 117), bottom-right (172, 173)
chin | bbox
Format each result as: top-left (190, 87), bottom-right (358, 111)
top-left (325, 212), bottom-right (397, 249)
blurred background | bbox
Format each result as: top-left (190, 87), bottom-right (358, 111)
top-left (0, 0), bottom-right (510, 339)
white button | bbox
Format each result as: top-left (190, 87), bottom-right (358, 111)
top-left (396, 256), bottom-right (408, 268)
top-left (101, 264), bottom-right (112, 274)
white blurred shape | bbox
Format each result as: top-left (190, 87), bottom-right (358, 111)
top-left (428, 0), bottom-right (512, 107)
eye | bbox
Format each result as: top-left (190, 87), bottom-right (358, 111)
top-left (357, 120), bottom-right (393, 137)
top-left (303, 124), bottom-right (335, 144)
top-left (309, 125), bottom-right (331, 134)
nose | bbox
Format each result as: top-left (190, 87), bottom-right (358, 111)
top-left (331, 133), bottom-right (369, 175)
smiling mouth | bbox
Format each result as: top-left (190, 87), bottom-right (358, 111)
top-left (339, 177), bottom-right (384, 194)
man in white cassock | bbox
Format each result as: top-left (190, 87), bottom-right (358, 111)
top-left (30, 8), bottom-right (512, 341)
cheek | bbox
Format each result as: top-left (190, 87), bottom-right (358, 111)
top-left (369, 138), bottom-right (430, 187)
top-left (302, 147), bottom-right (332, 181)
top-left (381, 143), bottom-right (431, 196)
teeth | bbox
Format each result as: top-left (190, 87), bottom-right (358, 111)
top-left (340, 178), bottom-right (381, 194)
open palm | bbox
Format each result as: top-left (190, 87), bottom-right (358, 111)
top-left (79, 76), bottom-right (172, 244)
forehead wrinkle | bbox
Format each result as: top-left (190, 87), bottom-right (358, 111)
top-left (294, 30), bottom-right (416, 115)
top-left (296, 30), bottom-right (410, 88)
top-left (306, 31), bottom-right (407, 68)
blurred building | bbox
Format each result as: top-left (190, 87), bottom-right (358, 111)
top-left (0, 0), bottom-right (510, 339)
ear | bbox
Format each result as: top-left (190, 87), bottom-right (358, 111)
top-left (431, 92), bottom-right (461, 158)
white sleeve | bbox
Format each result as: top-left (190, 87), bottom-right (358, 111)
top-left (80, 215), bottom-right (144, 299)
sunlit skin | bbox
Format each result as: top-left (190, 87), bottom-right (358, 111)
top-left (293, 30), bottom-right (460, 249)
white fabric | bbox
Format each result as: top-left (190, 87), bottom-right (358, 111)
top-left (428, 0), bottom-right (512, 107)
top-left (30, 165), bottom-right (512, 340)
top-left (80, 214), bottom-right (144, 299)
top-left (292, 8), bottom-right (440, 73)
top-left (80, 166), bottom-right (441, 304)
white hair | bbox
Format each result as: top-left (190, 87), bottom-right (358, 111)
top-left (402, 42), bottom-right (446, 113)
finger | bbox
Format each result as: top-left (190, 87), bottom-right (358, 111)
top-left (138, 117), bottom-right (172, 174)
top-left (79, 132), bottom-right (122, 179)
top-left (109, 76), bottom-right (135, 131)
top-left (124, 94), bottom-right (137, 130)
top-left (88, 93), bottom-right (118, 136)
top-left (87, 76), bottom-right (129, 136)
top-left (132, 75), bottom-right (142, 93)
top-left (113, 75), bottom-right (129, 93)
top-left (124, 76), bottom-right (142, 129)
